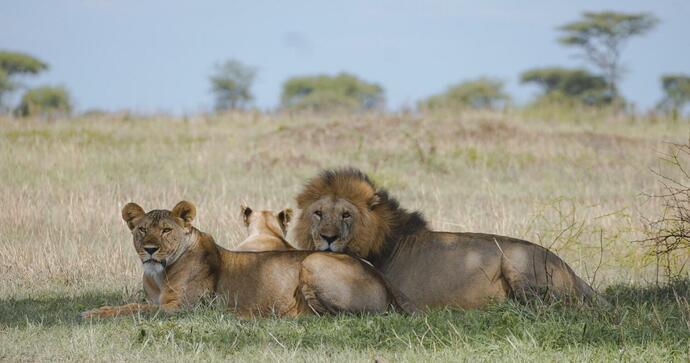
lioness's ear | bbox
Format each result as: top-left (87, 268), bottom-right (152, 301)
top-left (277, 208), bottom-right (293, 235)
top-left (368, 193), bottom-right (383, 210)
top-left (241, 204), bottom-right (253, 226)
top-left (122, 203), bottom-right (146, 230)
top-left (172, 201), bottom-right (196, 229)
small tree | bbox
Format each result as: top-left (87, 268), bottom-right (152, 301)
top-left (520, 67), bottom-right (610, 106)
top-left (210, 59), bottom-right (257, 112)
top-left (15, 85), bottom-right (72, 118)
top-left (281, 73), bottom-right (385, 112)
top-left (558, 11), bottom-right (658, 99)
top-left (420, 78), bottom-right (510, 111)
top-left (658, 74), bottom-right (690, 118)
top-left (0, 51), bottom-right (48, 111)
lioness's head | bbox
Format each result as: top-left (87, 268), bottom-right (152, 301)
top-left (121, 201), bottom-right (197, 269)
top-left (294, 169), bottom-right (392, 257)
top-left (241, 204), bottom-right (293, 237)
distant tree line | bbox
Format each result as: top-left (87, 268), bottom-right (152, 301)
top-left (208, 11), bottom-right (685, 117)
top-left (3, 10), bottom-right (688, 119)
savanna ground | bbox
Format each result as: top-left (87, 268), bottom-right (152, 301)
top-left (1, 110), bottom-right (689, 361)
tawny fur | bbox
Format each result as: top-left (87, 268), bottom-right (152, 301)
top-left (80, 201), bottom-right (415, 319)
top-left (294, 168), bottom-right (608, 309)
top-left (234, 206), bottom-right (295, 252)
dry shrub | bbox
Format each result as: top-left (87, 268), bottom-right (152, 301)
top-left (641, 142), bottom-right (690, 279)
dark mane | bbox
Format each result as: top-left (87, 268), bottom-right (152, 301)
top-left (317, 167), bottom-right (376, 189)
top-left (364, 186), bottom-right (429, 265)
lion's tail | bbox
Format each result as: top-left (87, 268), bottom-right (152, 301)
top-left (572, 272), bottom-right (610, 307)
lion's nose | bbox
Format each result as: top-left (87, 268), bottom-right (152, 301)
top-left (144, 246), bottom-right (159, 255)
top-left (320, 234), bottom-right (338, 244)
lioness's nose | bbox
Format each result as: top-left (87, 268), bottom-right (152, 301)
top-left (320, 234), bottom-right (338, 244)
top-left (144, 246), bottom-right (159, 255)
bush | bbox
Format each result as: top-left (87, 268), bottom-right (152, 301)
top-left (657, 74), bottom-right (690, 118)
top-left (420, 78), bottom-right (510, 111)
top-left (520, 67), bottom-right (611, 106)
top-left (281, 72), bottom-right (384, 113)
top-left (15, 85), bottom-right (72, 118)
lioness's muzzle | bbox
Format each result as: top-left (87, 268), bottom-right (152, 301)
top-left (143, 259), bottom-right (167, 267)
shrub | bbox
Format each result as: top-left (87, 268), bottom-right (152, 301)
top-left (420, 78), bottom-right (510, 111)
top-left (281, 72), bottom-right (384, 113)
top-left (15, 85), bottom-right (72, 118)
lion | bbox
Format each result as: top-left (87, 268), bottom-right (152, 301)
top-left (293, 168), bottom-right (608, 309)
top-left (80, 200), bottom-right (415, 319)
top-left (233, 204), bottom-right (295, 251)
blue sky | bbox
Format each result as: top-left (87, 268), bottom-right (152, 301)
top-left (1, 0), bottom-right (688, 113)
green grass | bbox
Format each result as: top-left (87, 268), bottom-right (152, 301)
top-left (1, 281), bottom-right (688, 361)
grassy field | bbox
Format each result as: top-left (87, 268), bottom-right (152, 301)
top-left (1, 111), bottom-right (689, 361)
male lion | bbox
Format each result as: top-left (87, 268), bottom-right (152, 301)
top-left (233, 205), bottom-right (295, 251)
top-left (293, 168), bottom-right (607, 309)
top-left (80, 201), bottom-right (415, 319)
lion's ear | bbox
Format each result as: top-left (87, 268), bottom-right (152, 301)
top-left (172, 201), bottom-right (196, 229)
top-left (241, 204), bottom-right (253, 226)
top-left (368, 193), bottom-right (383, 210)
top-left (122, 203), bottom-right (145, 230)
top-left (277, 208), bottom-right (293, 235)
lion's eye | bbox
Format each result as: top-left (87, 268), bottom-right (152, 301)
top-left (342, 212), bottom-right (351, 219)
top-left (161, 228), bottom-right (172, 235)
top-left (314, 211), bottom-right (322, 218)
top-left (138, 226), bottom-right (146, 234)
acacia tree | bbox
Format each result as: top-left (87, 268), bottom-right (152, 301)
top-left (558, 11), bottom-right (658, 99)
top-left (0, 51), bottom-right (48, 111)
top-left (658, 74), bottom-right (690, 118)
top-left (210, 59), bottom-right (257, 112)
top-left (520, 67), bottom-right (610, 106)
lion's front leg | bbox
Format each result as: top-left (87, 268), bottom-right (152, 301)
top-left (80, 302), bottom-right (179, 319)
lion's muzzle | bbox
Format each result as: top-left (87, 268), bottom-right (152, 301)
top-left (319, 234), bottom-right (341, 251)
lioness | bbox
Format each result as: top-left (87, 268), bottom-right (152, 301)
top-left (293, 168), bottom-right (608, 309)
top-left (80, 201), bottom-right (414, 319)
top-left (233, 205), bottom-right (294, 251)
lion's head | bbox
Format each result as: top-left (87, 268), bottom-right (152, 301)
top-left (241, 204), bottom-right (293, 237)
top-left (121, 201), bottom-right (197, 270)
top-left (294, 168), bottom-right (428, 259)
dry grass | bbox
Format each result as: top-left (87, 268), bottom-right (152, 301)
top-left (0, 111), bottom-right (688, 361)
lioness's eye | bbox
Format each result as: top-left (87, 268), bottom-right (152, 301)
top-left (342, 212), bottom-right (351, 219)
top-left (161, 228), bottom-right (172, 235)
top-left (314, 211), bottom-right (322, 218)
top-left (138, 226), bottom-right (146, 233)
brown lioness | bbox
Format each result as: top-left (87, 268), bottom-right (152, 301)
top-left (80, 201), bottom-right (415, 319)
top-left (293, 168), bottom-right (608, 309)
top-left (233, 205), bottom-right (294, 251)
